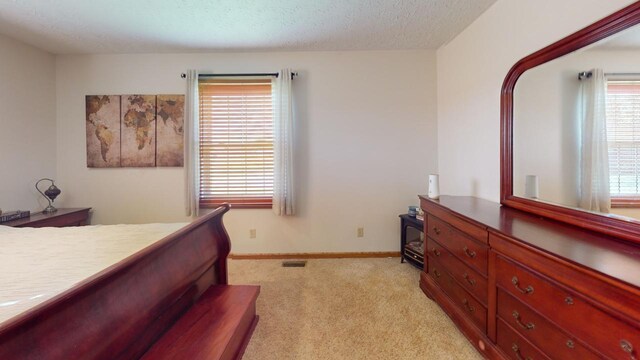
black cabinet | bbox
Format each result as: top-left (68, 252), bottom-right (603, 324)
top-left (399, 214), bottom-right (424, 269)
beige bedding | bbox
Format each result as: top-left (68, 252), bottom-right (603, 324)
top-left (0, 223), bottom-right (186, 325)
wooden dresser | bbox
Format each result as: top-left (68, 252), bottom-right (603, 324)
top-left (420, 195), bottom-right (640, 360)
top-left (3, 208), bottom-right (91, 227)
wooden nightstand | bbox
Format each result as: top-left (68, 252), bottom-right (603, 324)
top-left (2, 208), bottom-right (91, 228)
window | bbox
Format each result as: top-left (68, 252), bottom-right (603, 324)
top-left (199, 78), bottom-right (273, 208)
top-left (606, 80), bottom-right (640, 207)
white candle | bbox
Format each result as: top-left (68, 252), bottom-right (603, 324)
top-left (525, 175), bottom-right (539, 199)
top-left (428, 174), bottom-right (440, 199)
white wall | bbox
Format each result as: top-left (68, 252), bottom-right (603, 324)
top-left (436, 0), bottom-right (635, 202)
top-left (55, 50), bottom-right (437, 254)
top-left (0, 34), bottom-right (56, 213)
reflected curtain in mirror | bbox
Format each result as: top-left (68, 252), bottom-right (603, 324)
top-left (579, 69), bottom-right (610, 213)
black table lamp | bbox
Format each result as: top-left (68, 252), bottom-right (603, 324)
top-left (35, 178), bottom-right (61, 213)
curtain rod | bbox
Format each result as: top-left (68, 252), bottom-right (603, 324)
top-left (578, 71), bottom-right (640, 80)
top-left (180, 72), bottom-right (298, 79)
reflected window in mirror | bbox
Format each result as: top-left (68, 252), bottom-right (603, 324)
top-left (606, 80), bottom-right (640, 208)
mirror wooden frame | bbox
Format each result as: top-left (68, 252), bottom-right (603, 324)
top-left (501, 2), bottom-right (640, 243)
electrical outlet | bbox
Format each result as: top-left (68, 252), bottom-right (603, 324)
top-left (249, 229), bottom-right (256, 238)
top-left (357, 227), bottom-right (364, 238)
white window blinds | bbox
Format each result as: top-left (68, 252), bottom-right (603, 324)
top-left (606, 80), bottom-right (640, 197)
top-left (198, 79), bottom-right (274, 208)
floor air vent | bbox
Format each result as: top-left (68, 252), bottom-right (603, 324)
top-left (282, 260), bottom-right (307, 267)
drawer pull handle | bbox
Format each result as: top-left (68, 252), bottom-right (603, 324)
top-left (566, 340), bottom-right (575, 349)
top-left (434, 269), bottom-right (442, 278)
top-left (463, 273), bottom-right (476, 287)
top-left (512, 311), bottom-right (535, 330)
top-left (463, 246), bottom-right (476, 258)
top-left (564, 296), bottom-right (574, 305)
top-left (621, 340), bottom-right (636, 359)
top-left (433, 227), bottom-right (441, 235)
top-left (512, 276), bottom-right (534, 295)
top-left (462, 298), bottom-right (475, 313)
top-left (511, 344), bottom-right (532, 360)
top-left (432, 248), bottom-right (441, 257)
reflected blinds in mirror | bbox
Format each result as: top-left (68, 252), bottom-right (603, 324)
top-left (198, 79), bottom-right (274, 208)
top-left (606, 81), bottom-right (640, 198)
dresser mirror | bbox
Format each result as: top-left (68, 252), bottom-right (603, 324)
top-left (501, 2), bottom-right (640, 243)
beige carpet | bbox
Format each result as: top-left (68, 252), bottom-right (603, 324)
top-left (229, 258), bottom-right (483, 360)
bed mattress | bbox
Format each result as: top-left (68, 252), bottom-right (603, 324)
top-left (0, 223), bottom-right (185, 324)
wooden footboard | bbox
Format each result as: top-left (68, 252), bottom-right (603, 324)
top-left (0, 204), bottom-right (232, 360)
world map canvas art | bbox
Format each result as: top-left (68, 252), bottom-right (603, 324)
top-left (86, 95), bottom-right (121, 168)
top-left (157, 95), bottom-right (185, 167)
top-left (85, 94), bottom-right (185, 168)
top-left (121, 95), bottom-right (156, 167)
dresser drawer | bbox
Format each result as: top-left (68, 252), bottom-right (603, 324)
top-left (427, 237), bottom-right (487, 305)
top-left (429, 257), bottom-right (487, 332)
top-left (427, 214), bottom-right (488, 275)
top-left (497, 289), bottom-right (600, 360)
top-left (497, 318), bottom-right (550, 360)
top-left (420, 198), bottom-right (487, 243)
top-left (496, 255), bottom-right (640, 360)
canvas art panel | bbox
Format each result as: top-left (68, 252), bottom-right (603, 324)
top-left (156, 95), bottom-right (185, 167)
top-left (121, 95), bottom-right (156, 167)
top-left (85, 94), bottom-right (184, 168)
top-left (86, 95), bottom-right (121, 168)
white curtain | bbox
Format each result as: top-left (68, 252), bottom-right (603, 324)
top-left (185, 70), bottom-right (200, 217)
top-left (579, 69), bottom-right (610, 213)
top-left (272, 69), bottom-right (295, 215)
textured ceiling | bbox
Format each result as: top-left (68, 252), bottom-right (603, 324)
top-left (0, 0), bottom-right (496, 54)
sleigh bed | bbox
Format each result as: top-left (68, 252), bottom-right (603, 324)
top-left (0, 204), bottom-right (259, 359)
